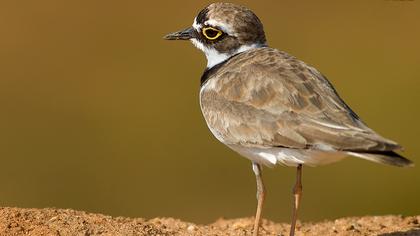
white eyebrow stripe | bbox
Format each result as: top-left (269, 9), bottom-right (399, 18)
top-left (204, 19), bottom-right (234, 35)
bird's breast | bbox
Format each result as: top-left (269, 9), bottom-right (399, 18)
top-left (199, 78), bottom-right (229, 144)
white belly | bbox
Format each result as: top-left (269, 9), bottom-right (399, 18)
top-left (227, 144), bottom-right (346, 167)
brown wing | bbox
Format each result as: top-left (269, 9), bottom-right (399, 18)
top-left (200, 47), bottom-right (401, 152)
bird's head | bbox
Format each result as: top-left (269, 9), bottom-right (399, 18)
top-left (164, 3), bottom-right (267, 68)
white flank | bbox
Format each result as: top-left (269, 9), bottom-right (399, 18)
top-left (226, 144), bottom-right (346, 167)
top-left (258, 152), bottom-right (277, 165)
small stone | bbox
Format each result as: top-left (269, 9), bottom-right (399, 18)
top-left (346, 225), bottom-right (355, 231)
top-left (187, 225), bottom-right (196, 231)
top-left (7, 222), bottom-right (19, 228)
top-left (232, 221), bottom-right (249, 229)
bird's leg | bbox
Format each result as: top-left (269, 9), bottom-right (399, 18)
top-left (252, 162), bottom-right (265, 236)
top-left (289, 164), bottom-right (303, 236)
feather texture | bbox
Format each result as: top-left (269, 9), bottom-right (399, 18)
top-left (199, 47), bottom-right (412, 167)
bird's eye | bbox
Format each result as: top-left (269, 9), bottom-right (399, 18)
top-left (202, 27), bottom-right (223, 40)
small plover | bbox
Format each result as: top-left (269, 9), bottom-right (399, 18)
top-left (164, 3), bottom-right (413, 236)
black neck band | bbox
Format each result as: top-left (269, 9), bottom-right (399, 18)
top-left (200, 52), bottom-right (243, 87)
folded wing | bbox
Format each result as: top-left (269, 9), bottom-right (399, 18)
top-left (200, 48), bottom-right (412, 166)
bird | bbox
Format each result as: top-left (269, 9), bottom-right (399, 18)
top-left (164, 2), bottom-right (413, 236)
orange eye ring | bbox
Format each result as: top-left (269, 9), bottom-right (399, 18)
top-left (202, 27), bottom-right (223, 40)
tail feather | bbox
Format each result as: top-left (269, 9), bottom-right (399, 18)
top-left (347, 151), bottom-right (414, 167)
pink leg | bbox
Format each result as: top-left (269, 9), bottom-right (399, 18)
top-left (252, 163), bottom-right (265, 236)
top-left (290, 164), bottom-right (302, 236)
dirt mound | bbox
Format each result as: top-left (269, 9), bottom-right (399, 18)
top-left (0, 207), bottom-right (419, 235)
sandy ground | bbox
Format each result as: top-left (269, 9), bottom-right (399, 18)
top-left (0, 207), bottom-right (419, 236)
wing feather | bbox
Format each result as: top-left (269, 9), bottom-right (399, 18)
top-left (200, 48), bottom-right (401, 152)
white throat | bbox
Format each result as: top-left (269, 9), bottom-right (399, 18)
top-left (190, 39), bottom-right (262, 68)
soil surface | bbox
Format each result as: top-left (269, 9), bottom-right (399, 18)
top-left (0, 207), bottom-right (419, 236)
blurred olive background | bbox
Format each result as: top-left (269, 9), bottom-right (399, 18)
top-left (0, 0), bottom-right (419, 224)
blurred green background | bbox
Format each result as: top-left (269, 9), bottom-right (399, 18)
top-left (0, 0), bottom-right (419, 224)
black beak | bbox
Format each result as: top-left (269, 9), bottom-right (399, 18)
top-left (163, 27), bottom-right (194, 40)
